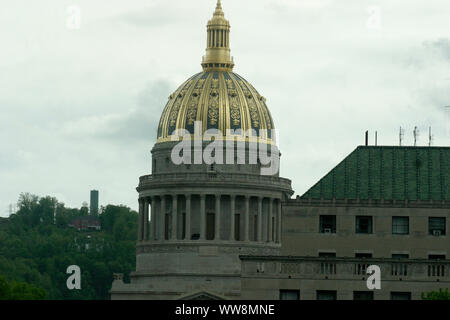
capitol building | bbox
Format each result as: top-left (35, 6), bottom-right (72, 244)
top-left (110, 1), bottom-right (450, 300)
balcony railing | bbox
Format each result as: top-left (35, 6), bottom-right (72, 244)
top-left (139, 173), bottom-right (292, 188)
top-left (241, 256), bottom-right (450, 281)
top-left (428, 264), bottom-right (446, 277)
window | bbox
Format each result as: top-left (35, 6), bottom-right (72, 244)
top-left (353, 291), bottom-right (374, 300)
top-left (280, 290), bottom-right (300, 300)
top-left (428, 254), bottom-right (446, 260)
top-left (164, 214), bottom-right (170, 240)
top-left (390, 292), bottom-right (411, 300)
top-left (191, 233), bottom-right (200, 240)
top-left (392, 254), bottom-right (409, 259)
top-left (206, 213), bottom-right (215, 240)
top-left (182, 212), bottom-right (186, 240)
top-left (356, 216), bottom-right (373, 234)
top-left (429, 217), bottom-right (446, 236)
top-left (234, 214), bottom-right (241, 241)
top-left (320, 215), bottom-right (336, 233)
top-left (319, 252), bottom-right (336, 258)
top-left (392, 217), bottom-right (409, 235)
top-left (317, 290), bottom-right (337, 300)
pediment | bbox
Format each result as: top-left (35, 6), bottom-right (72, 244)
top-left (178, 291), bottom-right (226, 300)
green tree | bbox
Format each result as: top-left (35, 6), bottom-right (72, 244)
top-left (0, 276), bottom-right (46, 300)
top-left (422, 289), bottom-right (450, 300)
top-left (0, 193), bottom-right (138, 300)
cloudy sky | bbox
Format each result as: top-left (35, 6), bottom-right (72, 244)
top-left (1, 0), bottom-right (449, 216)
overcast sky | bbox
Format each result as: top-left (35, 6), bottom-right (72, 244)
top-left (1, 0), bottom-right (449, 216)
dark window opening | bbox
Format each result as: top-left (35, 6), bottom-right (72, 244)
top-left (392, 254), bottom-right (409, 259)
top-left (206, 213), bottom-right (215, 240)
top-left (253, 215), bottom-right (258, 241)
top-left (429, 254), bottom-right (446, 260)
top-left (354, 291), bottom-right (374, 300)
top-left (317, 290), bottom-right (337, 300)
top-left (164, 214), bottom-right (170, 240)
top-left (319, 252), bottom-right (336, 258)
top-left (390, 292), bottom-right (411, 300)
top-left (320, 215), bottom-right (336, 233)
top-left (356, 216), bottom-right (373, 234)
top-left (280, 290), bottom-right (300, 300)
top-left (429, 217), bottom-right (446, 236)
top-left (191, 233), bottom-right (200, 240)
top-left (235, 214), bottom-right (240, 241)
top-left (182, 213), bottom-right (186, 240)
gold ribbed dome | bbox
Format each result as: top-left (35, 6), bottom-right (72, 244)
top-left (156, 1), bottom-right (275, 144)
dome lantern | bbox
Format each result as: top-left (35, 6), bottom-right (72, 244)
top-left (202, 0), bottom-right (234, 72)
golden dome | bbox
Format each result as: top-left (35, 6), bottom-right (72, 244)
top-left (156, 1), bottom-right (275, 145)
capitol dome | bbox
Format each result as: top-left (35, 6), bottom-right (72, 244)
top-left (156, 0), bottom-right (275, 145)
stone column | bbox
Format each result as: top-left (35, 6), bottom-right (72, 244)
top-left (230, 195), bottom-right (235, 241)
top-left (257, 197), bottom-right (263, 242)
top-left (138, 199), bottom-right (143, 241)
top-left (160, 196), bottom-right (166, 241)
top-left (215, 194), bottom-right (221, 240)
top-left (244, 196), bottom-right (250, 242)
top-left (268, 198), bottom-right (273, 242)
top-left (200, 195), bottom-right (206, 240)
top-left (171, 195), bottom-right (177, 240)
top-left (151, 196), bottom-right (157, 241)
top-left (277, 199), bottom-right (282, 243)
top-left (143, 198), bottom-right (149, 241)
top-left (185, 194), bottom-right (191, 240)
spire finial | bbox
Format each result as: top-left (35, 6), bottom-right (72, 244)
top-left (214, 0), bottom-right (224, 17)
top-left (201, 0), bottom-right (234, 72)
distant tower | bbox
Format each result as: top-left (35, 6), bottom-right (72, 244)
top-left (90, 190), bottom-right (99, 216)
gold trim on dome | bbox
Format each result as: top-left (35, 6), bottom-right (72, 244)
top-left (156, 71), bottom-right (276, 145)
top-left (156, 2), bottom-right (276, 146)
top-left (156, 135), bottom-right (276, 145)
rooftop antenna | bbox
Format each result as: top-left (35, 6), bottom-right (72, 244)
top-left (375, 131), bottom-right (378, 146)
top-left (399, 127), bottom-right (405, 146)
top-left (413, 126), bottom-right (419, 146)
top-left (428, 126), bottom-right (433, 147)
top-left (365, 130), bottom-right (369, 146)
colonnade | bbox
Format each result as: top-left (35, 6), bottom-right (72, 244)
top-left (138, 194), bottom-right (282, 244)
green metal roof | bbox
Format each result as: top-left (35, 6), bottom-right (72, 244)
top-left (301, 146), bottom-right (450, 201)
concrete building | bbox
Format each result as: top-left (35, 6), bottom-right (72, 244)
top-left (110, 1), bottom-right (450, 300)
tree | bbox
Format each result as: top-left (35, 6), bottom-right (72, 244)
top-left (0, 276), bottom-right (46, 300)
top-left (0, 193), bottom-right (138, 300)
top-left (422, 289), bottom-right (450, 300)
